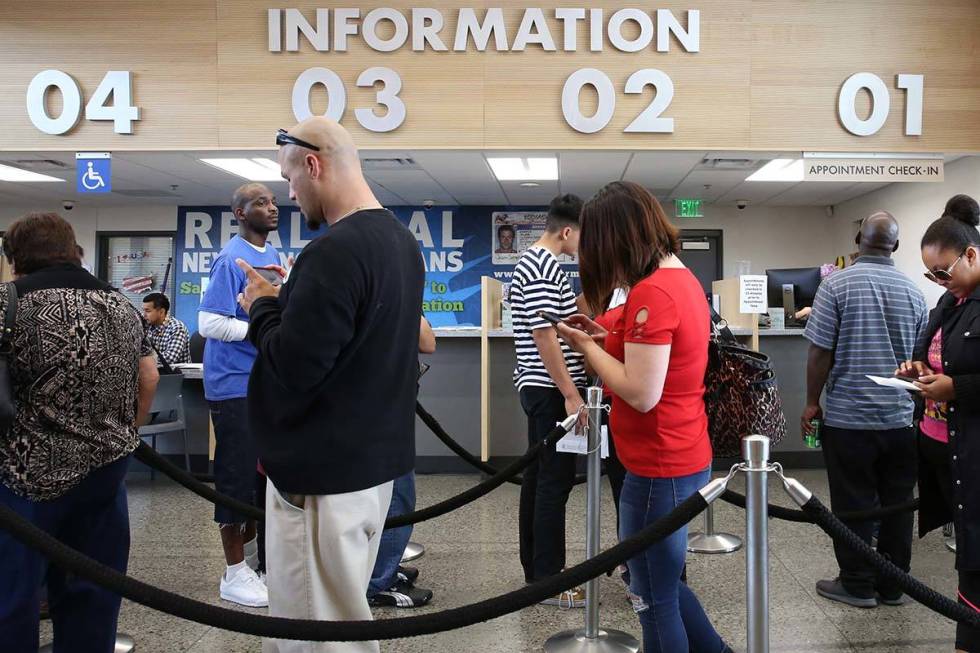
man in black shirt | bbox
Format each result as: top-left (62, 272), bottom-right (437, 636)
top-left (237, 117), bottom-right (424, 653)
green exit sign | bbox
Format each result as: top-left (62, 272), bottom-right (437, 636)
top-left (675, 198), bottom-right (703, 218)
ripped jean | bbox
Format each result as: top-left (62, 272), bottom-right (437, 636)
top-left (619, 468), bottom-right (728, 653)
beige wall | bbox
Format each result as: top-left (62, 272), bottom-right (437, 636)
top-left (0, 201), bottom-right (836, 284)
top-left (831, 156), bottom-right (980, 306)
top-left (2, 0), bottom-right (978, 151)
top-left (0, 205), bottom-right (177, 273)
top-left (673, 205), bottom-right (837, 278)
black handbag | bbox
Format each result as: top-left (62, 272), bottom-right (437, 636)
top-left (0, 282), bottom-right (19, 433)
top-left (704, 307), bottom-right (786, 457)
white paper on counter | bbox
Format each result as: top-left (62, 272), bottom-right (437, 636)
top-left (866, 375), bottom-right (921, 392)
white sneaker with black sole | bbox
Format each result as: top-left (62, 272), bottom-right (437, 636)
top-left (369, 579), bottom-right (433, 608)
top-left (220, 565), bottom-right (269, 607)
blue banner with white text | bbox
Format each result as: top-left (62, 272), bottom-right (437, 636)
top-left (174, 205), bottom-right (578, 333)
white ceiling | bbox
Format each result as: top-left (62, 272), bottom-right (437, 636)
top-left (0, 150), bottom-right (965, 210)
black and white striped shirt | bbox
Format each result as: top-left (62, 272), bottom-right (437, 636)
top-left (510, 246), bottom-right (587, 390)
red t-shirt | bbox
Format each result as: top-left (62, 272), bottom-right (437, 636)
top-left (603, 268), bottom-right (712, 478)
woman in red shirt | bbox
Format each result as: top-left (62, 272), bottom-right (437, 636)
top-left (557, 182), bottom-right (730, 653)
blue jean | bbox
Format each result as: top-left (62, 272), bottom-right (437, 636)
top-left (619, 468), bottom-right (727, 653)
top-left (368, 472), bottom-right (415, 596)
top-left (0, 455), bottom-right (131, 653)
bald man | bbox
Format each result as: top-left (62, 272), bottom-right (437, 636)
top-left (802, 210), bottom-right (927, 609)
top-left (237, 118), bottom-right (424, 653)
top-left (198, 182), bottom-right (282, 607)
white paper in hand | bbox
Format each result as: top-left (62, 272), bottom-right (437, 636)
top-left (555, 424), bottom-right (609, 458)
top-left (555, 430), bottom-right (587, 455)
top-left (866, 375), bottom-right (921, 392)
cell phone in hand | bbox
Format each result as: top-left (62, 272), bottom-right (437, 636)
top-left (255, 265), bottom-right (284, 286)
top-left (538, 310), bottom-right (563, 326)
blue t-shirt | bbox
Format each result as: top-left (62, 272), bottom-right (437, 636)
top-left (200, 235), bottom-right (281, 400)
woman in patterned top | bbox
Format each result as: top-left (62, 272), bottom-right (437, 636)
top-left (0, 213), bottom-right (159, 653)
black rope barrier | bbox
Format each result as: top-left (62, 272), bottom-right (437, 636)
top-left (134, 443), bottom-right (264, 521)
top-left (0, 487), bottom-right (707, 641)
top-left (719, 489), bottom-right (823, 523)
top-left (720, 490), bottom-right (919, 524)
top-left (801, 495), bottom-right (980, 629)
top-left (385, 421), bottom-right (566, 528)
top-left (134, 420), bottom-right (570, 530)
top-left (415, 401), bottom-right (590, 485)
top-left (415, 402), bottom-right (521, 485)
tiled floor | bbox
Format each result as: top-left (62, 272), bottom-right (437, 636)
top-left (39, 469), bottom-right (961, 652)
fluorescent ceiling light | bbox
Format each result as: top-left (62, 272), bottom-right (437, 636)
top-left (0, 164), bottom-right (63, 182)
top-left (487, 157), bottom-right (558, 181)
top-left (200, 158), bottom-right (282, 181)
top-left (804, 151), bottom-right (944, 160)
top-left (746, 158), bottom-right (804, 182)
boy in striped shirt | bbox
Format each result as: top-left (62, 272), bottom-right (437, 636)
top-left (509, 194), bottom-right (588, 607)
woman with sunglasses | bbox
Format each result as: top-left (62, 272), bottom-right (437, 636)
top-left (555, 181), bottom-right (732, 653)
top-left (898, 194), bottom-right (980, 652)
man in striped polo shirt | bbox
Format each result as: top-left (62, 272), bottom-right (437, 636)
top-left (802, 211), bottom-right (927, 609)
top-left (510, 194), bottom-right (588, 607)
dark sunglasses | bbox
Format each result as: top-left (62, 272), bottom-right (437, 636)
top-left (276, 128), bottom-right (320, 151)
top-left (924, 250), bottom-right (967, 283)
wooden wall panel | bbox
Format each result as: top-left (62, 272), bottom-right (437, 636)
top-left (0, 2), bottom-right (219, 150)
top-left (0, 0), bottom-right (977, 152)
top-left (748, 0), bottom-right (980, 151)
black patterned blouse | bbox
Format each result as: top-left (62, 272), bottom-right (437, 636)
top-left (0, 264), bottom-right (151, 500)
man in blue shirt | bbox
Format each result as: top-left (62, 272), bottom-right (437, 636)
top-left (198, 182), bottom-right (282, 607)
top-left (802, 211), bottom-right (927, 609)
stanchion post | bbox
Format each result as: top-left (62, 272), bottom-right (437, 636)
top-left (40, 634), bottom-right (135, 653)
top-left (584, 386), bottom-right (602, 638)
top-left (402, 541), bottom-right (425, 562)
top-left (686, 502), bottom-right (742, 554)
top-left (743, 435), bottom-right (770, 653)
top-left (943, 523), bottom-right (957, 553)
top-left (543, 386), bottom-right (639, 653)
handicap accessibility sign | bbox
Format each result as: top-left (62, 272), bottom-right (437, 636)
top-left (76, 152), bottom-right (111, 193)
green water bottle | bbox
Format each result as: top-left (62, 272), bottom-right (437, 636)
top-left (805, 418), bottom-right (822, 449)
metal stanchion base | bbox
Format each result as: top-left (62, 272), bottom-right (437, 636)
top-left (544, 628), bottom-right (639, 653)
top-left (401, 541), bottom-right (425, 562)
top-left (687, 531), bottom-right (742, 554)
top-left (40, 634), bottom-right (135, 652)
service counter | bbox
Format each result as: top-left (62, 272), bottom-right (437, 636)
top-left (146, 325), bottom-right (819, 476)
top-left (416, 325), bottom-right (819, 471)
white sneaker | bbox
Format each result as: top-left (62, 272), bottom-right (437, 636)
top-left (220, 565), bottom-right (269, 607)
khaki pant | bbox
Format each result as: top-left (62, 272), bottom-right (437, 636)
top-left (263, 478), bottom-right (394, 653)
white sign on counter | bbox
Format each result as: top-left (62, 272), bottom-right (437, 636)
top-left (740, 275), bottom-right (768, 314)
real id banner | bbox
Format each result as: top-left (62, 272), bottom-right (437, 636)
top-left (175, 205), bottom-right (577, 333)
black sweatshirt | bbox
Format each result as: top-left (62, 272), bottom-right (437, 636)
top-left (246, 209), bottom-right (424, 495)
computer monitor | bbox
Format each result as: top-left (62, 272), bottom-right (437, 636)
top-left (765, 267), bottom-right (822, 326)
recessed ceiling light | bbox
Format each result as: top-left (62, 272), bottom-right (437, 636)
top-left (520, 182), bottom-right (541, 188)
top-left (488, 157), bottom-right (558, 181)
top-left (0, 164), bottom-right (63, 182)
top-left (200, 158), bottom-right (283, 181)
top-left (746, 159), bottom-right (804, 182)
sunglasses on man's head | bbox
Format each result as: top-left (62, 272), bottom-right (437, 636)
top-left (276, 128), bottom-right (320, 151)
top-left (924, 250), bottom-right (966, 283)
